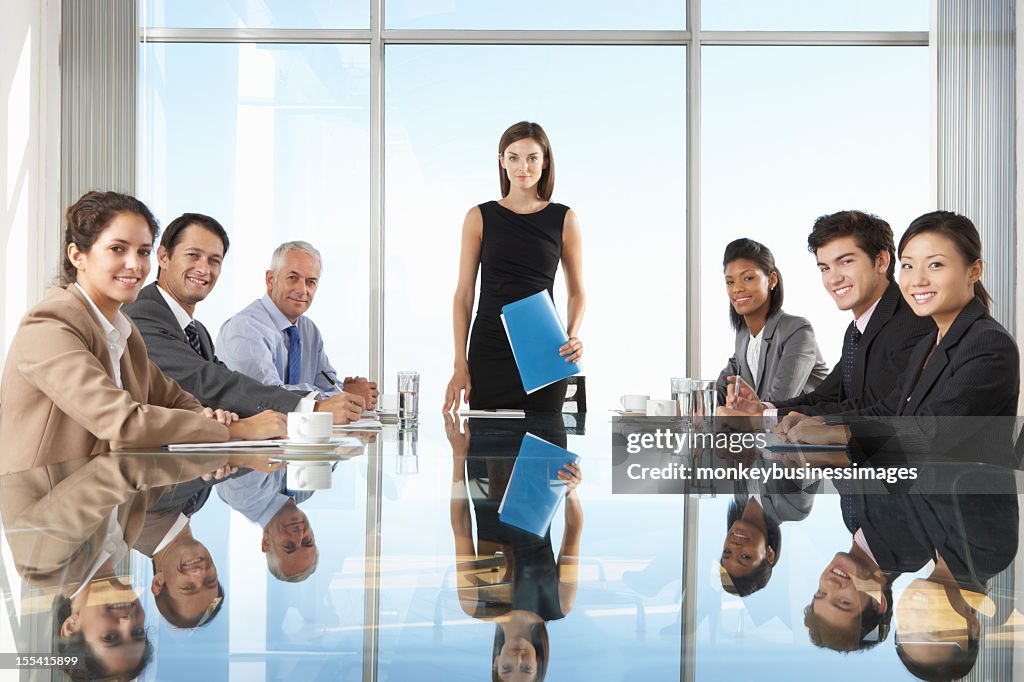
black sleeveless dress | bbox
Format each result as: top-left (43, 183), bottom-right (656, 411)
top-left (468, 201), bottom-right (570, 412)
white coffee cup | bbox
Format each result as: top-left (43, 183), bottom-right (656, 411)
top-left (286, 461), bottom-right (333, 491)
top-left (379, 393), bottom-right (399, 412)
top-left (646, 399), bottom-right (678, 417)
top-left (287, 411), bottom-right (333, 443)
top-left (620, 394), bottom-right (650, 411)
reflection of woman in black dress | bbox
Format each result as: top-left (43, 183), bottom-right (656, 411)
top-left (444, 121), bottom-right (586, 412)
top-left (445, 414), bottom-right (583, 680)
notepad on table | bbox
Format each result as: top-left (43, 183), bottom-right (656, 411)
top-left (498, 433), bottom-right (579, 537)
top-left (167, 440), bottom-right (283, 451)
top-left (500, 291), bottom-right (580, 394)
top-left (458, 409), bottom-right (526, 418)
top-left (335, 417), bottom-right (383, 430)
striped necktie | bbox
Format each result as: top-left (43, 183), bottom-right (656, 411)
top-left (184, 321), bottom-right (206, 359)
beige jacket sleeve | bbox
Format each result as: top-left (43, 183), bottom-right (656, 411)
top-left (14, 299), bottom-right (228, 450)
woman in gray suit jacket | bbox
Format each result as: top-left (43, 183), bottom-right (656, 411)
top-left (716, 239), bottom-right (829, 405)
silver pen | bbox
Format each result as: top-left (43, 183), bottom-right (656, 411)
top-left (321, 370), bottom-right (345, 394)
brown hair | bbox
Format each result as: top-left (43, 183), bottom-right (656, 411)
top-left (62, 191), bottom-right (160, 285)
top-left (498, 121), bottom-right (555, 201)
top-left (898, 210), bottom-right (991, 309)
top-left (808, 210), bottom-right (896, 280)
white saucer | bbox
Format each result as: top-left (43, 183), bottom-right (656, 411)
top-left (282, 443), bottom-right (337, 451)
top-left (613, 409), bottom-right (647, 416)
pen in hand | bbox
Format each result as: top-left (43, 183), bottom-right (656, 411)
top-left (321, 370), bottom-right (345, 394)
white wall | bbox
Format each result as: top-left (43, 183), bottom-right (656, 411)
top-left (0, 0), bottom-right (61, 369)
top-left (0, 0), bottom-right (61, 653)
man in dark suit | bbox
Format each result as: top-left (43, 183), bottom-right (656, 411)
top-left (123, 213), bottom-right (362, 422)
top-left (723, 210), bottom-right (935, 420)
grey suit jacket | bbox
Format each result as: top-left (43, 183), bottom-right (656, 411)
top-left (716, 309), bottom-right (829, 404)
top-left (123, 282), bottom-right (304, 417)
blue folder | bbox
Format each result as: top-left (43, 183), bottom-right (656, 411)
top-left (498, 433), bottom-right (580, 537)
top-left (500, 291), bottom-right (581, 394)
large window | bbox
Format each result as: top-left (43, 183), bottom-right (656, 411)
top-left (699, 46), bottom-right (930, 379)
top-left (134, 3), bottom-right (932, 680)
top-left (383, 45), bottom-right (686, 410)
top-left (138, 5), bottom-right (929, 407)
top-left (701, 0), bottom-right (928, 31)
top-left (139, 42), bottom-right (371, 377)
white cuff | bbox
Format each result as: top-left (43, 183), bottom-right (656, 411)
top-left (297, 392), bottom-right (318, 412)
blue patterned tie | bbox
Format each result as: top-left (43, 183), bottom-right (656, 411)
top-left (285, 325), bottom-right (301, 385)
top-left (841, 322), bottom-right (861, 397)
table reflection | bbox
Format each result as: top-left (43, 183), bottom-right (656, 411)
top-left (0, 415), bottom-right (1021, 681)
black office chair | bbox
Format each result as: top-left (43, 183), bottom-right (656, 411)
top-left (562, 376), bottom-right (586, 434)
top-left (563, 376), bottom-right (586, 413)
top-left (1015, 421), bottom-right (1024, 468)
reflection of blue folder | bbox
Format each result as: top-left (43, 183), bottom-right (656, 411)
top-left (498, 433), bottom-right (580, 537)
top-left (500, 291), bottom-right (581, 394)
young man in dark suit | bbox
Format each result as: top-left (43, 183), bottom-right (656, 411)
top-left (723, 210), bottom-right (936, 421)
top-left (123, 213), bottom-right (363, 423)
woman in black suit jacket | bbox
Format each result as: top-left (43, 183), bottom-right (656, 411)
top-left (787, 211), bottom-right (1019, 466)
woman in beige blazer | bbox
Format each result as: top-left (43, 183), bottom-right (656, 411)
top-left (0, 191), bottom-right (284, 475)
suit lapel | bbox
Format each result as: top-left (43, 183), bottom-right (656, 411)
top-left (196, 320), bottom-right (215, 361)
top-left (853, 282), bottom-right (900, 395)
top-left (66, 285), bottom-right (117, 378)
top-left (754, 312), bottom-right (781, 391)
top-left (143, 282), bottom-right (197, 350)
top-left (901, 343), bottom-right (946, 415)
top-left (901, 299), bottom-right (985, 414)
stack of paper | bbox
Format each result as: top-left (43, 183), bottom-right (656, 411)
top-left (167, 440), bottom-right (281, 451)
top-left (335, 417), bottom-right (383, 430)
top-left (458, 409), bottom-right (526, 418)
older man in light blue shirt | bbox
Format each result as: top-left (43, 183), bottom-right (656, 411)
top-left (217, 469), bottom-right (317, 582)
top-left (217, 241), bottom-right (377, 407)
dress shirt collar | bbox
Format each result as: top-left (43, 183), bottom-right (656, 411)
top-left (74, 283), bottom-right (132, 350)
top-left (853, 527), bottom-right (878, 565)
top-left (258, 495), bottom-right (292, 529)
top-left (156, 282), bottom-right (195, 332)
top-left (854, 295), bottom-right (882, 335)
top-left (70, 510), bottom-right (128, 598)
top-left (152, 514), bottom-right (191, 556)
top-left (259, 293), bottom-right (300, 331)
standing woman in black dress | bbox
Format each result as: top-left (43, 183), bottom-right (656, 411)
top-left (444, 122), bottom-right (585, 412)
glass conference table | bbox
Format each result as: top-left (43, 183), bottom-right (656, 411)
top-left (1, 413), bottom-right (1023, 681)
